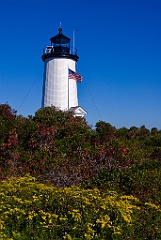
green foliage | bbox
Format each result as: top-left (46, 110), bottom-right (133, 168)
top-left (95, 121), bottom-right (117, 142)
top-left (86, 159), bottom-right (161, 203)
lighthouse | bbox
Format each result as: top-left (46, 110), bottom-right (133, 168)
top-left (42, 27), bottom-right (87, 117)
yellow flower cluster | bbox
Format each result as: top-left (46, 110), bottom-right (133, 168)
top-left (0, 175), bottom-right (160, 239)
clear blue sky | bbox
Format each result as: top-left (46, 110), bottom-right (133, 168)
top-left (0, 0), bottom-right (161, 129)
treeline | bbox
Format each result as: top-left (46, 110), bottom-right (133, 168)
top-left (0, 104), bottom-right (161, 239)
top-left (0, 104), bottom-right (161, 202)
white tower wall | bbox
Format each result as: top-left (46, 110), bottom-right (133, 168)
top-left (42, 58), bottom-right (78, 111)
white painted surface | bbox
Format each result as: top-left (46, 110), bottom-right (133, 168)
top-left (42, 58), bottom-right (78, 110)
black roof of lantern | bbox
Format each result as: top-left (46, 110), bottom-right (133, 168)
top-left (50, 28), bottom-right (70, 44)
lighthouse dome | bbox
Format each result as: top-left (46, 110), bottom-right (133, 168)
top-left (50, 28), bottom-right (70, 44)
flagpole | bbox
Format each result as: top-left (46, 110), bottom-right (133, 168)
top-left (73, 30), bottom-right (75, 54)
top-left (73, 29), bottom-right (78, 54)
top-left (68, 68), bottom-right (69, 110)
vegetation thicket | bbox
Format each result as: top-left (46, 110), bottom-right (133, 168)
top-left (0, 104), bottom-right (161, 239)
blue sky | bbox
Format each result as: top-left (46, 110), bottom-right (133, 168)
top-left (0, 0), bottom-right (161, 129)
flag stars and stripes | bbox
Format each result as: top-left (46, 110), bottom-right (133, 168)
top-left (68, 69), bottom-right (83, 83)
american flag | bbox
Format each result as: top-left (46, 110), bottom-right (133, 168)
top-left (68, 69), bottom-right (82, 83)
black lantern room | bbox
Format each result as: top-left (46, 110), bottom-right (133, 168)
top-left (42, 28), bottom-right (79, 62)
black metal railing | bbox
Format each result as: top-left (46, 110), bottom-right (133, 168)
top-left (43, 46), bottom-right (77, 56)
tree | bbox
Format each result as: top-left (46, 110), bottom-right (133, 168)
top-left (95, 121), bottom-right (116, 142)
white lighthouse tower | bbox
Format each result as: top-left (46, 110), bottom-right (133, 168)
top-left (42, 27), bottom-right (86, 117)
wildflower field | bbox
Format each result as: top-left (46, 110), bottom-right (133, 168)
top-left (0, 175), bottom-right (160, 239)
